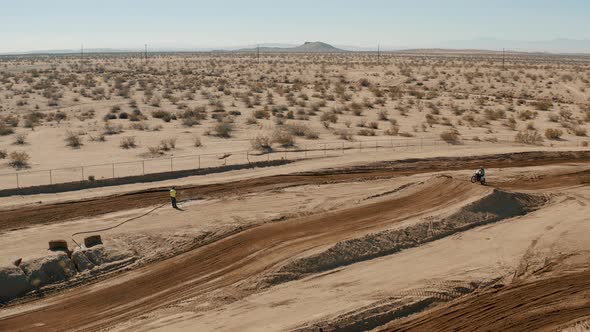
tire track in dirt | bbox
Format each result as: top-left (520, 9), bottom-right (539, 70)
top-left (1, 150), bottom-right (589, 233)
top-left (0, 178), bottom-right (482, 332)
top-left (378, 268), bottom-right (590, 332)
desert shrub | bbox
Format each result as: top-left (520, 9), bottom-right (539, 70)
top-left (304, 127), bottom-right (319, 139)
top-left (572, 126), bottom-right (587, 136)
top-left (320, 111), bottom-right (338, 123)
top-left (65, 131), bottom-right (83, 148)
top-left (146, 146), bottom-right (165, 157)
top-left (160, 138), bottom-right (177, 150)
top-left (103, 113), bottom-right (117, 121)
top-left (548, 113), bottom-right (559, 122)
top-left (245, 116), bottom-right (258, 125)
top-left (440, 129), bottom-right (461, 144)
top-left (285, 123), bottom-right (310, 137)
top-left (0, 124), bottom-right (14, 136)
top-left (152, 110), bottom-right (172, 121)
top-left (518, 110), bottom-right (537, 121)
top-left (54, 111), bottom-right (67, 123)
top-left (271, 129), bottom-right (295, 147)
top-left (0, 149), bottom-right (7, 159)
top-left (104, 123), bottom-right (123, 135)
top-left (384, 124), bottom-right (400, 136)
top-left (544, 128), bottom-right (563, 140)
top-left (193, 135), bottom-right (202, 148)
top-left (368, 121), bottom-right (379, 129)
top-left (515, 130), bottom-right (543, 145)
top-left (250, 134), bottom-right (272, 151)
top-left (357, 129), bottom-right (376, 136)
top-left (337, 129), bottom-right (354, 141)
top-left (120, 136), bottom-right (137, 149)
top-left (253, 109), bottom-right (270, 119)
top-left (532, 99), bottom-right (553, 111)
top-left (129, 122), bottom-right (150, 131)
top-left (13, 133), bottom-right (27, 145)
top-left (118, 112), bottom-right (129, 119)
top-left (8, 151), bottom-right (30, 169)
top-left (210, 122), bottom-right (234, 138)
top-left (378, 110), bottom-right (389, 121)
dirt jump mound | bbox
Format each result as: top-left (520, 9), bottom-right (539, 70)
top-left (263, 188), bottom-right (548, 286)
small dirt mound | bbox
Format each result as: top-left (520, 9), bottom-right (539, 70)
top-left (20, 252), bottom-right (77, 288)
top-left (262, 190), bottom-right (548, 287)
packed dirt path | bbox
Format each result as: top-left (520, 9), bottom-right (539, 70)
top-left (0, 178), bottom-right (485, 331)
top-left (1, 150), bottom-right (589, 233)
top-left (0, 150), bottom-right (589, 332)
top-left (380, 268), bottom-right (590, 332)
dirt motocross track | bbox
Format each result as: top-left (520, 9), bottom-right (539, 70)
top-left (1, 150), bottom-right (589, 233)
top-left (1, 150), bottom-right (590, 332)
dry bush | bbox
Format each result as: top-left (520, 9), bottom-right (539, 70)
top-left (193, 135), bottom-right (202, 148)
top-left (357, 128), bottom-right (376, 136)
top-left (0, 149), bottom-right (7, 159)
top-left (531, 99), bottom-right (553, 111)
top-left (384, 124), bottom-right (400, 136)
top-left (440, 129), bottom-right (461, 144)
top-left (0, 124), bottom-right (14, 136)
top-left (368, 121), bottom-right (379, 129)
top-left (378, 110), bottom-right (389, 121)
top-left (271, 129), bottom-right (295, 147)
top-left (210, 122), bottom-right (234, 138)
top-left (104, 123), bottom-right (123, 135)
top-left (571, 126), bottom-right (587, 137)
top-left (120, 136), bottom-right (137, 149)
top-left (13, 133), bottom-right (27, 145)
top-left (8, 151), bottom-right (30, 169)
top-left (146, 146), bottom-right (165, 157)
top-left (65, 131), bottom-right (83, 148)
top-left (250, 134), bottom-right (272, 151)
top-left (544, 128), bottom-right (563, 140)
top-left (159, 138), bottom-right (177, 151)
top-left (319, 111), bottom-right (338, 124)
top-left (337, 129), bottom-right (354, 141)
top-left (129, 122), bottom-right (150, 131)
top-left (515, 130), bottom-right (543, 145)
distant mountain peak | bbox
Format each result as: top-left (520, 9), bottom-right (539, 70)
top-left (237, 41), bottom-right (345, 53)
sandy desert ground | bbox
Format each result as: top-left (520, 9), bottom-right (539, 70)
top-left (0, 52), bottom-right (590, 332)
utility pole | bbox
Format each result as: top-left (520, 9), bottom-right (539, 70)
top-left (257, 44), bottom-right (260, 64)
top-left (144, 44), bottom-right (148, 62)
top-left (502, 48), bottom-right (505, 70)
top-left (377, 42), bottom-right (381, 65)
top-left (80, 44), bottom-right (84, 71)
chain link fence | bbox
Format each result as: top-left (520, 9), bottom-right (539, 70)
top-left (0, 135), bottom-right (587, 190)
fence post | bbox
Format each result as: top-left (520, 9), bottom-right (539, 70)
top-left (305, 145), bottom-right (307, 158)
top-left (142, 160), bottom-right (145, 175)
top-left (198, 155), bottom-right (201, 169)
top-left (49, 169), bottom-right (53, 185)
top-left (342, 142), bottom-right (344, 154)
top-left (112, 163), bottom-right (115, 178)
top-left (375, 140), bottom-right (378, 151)
top-left (81, 166), bottom-right (84, 181)
top-left (360, 141), bottom-right (362, 152)
top-left (170, 158), bottom-right (173, 172)
top-left (285, 150), bottom-right (287, 160)
top-left (16, 173), bottom-right (19, 188)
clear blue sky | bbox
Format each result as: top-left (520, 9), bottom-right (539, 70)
top-left (1, 0), bottom-right (589, 52)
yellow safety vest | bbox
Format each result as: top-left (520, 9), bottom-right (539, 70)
top-left (170, 189), bottom-right (176, 198)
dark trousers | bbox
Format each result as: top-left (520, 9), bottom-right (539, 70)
top-left (171, 197), bottom-right (177, 208)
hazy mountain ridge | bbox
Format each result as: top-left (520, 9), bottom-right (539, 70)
top-left (3, 38), bottom-right (590, 55)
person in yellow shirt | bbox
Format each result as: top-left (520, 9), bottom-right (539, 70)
top-left (170, 186), bottom-right (178, 209)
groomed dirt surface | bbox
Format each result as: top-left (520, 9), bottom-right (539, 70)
top-left (1, 150), bottom-right (589, 233)
top-left (379, 268), bottom-right (590, 332)
top-left (0, 177), bottom-right (486, 331)
top-left (0, 151), bottom-right (589, 332)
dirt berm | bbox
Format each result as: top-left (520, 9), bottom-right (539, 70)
top-left (263, 189), bottom-right (547, 286)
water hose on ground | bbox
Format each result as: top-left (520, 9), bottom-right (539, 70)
top-left (70, 202), bottom-right (168, 248)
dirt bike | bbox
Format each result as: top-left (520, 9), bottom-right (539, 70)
top-left (471, 173), bottom-right (486, 185)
